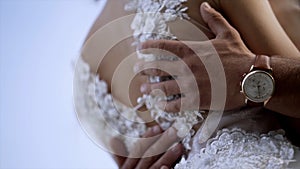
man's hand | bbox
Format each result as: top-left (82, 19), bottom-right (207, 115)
top-left (110, 126), bottom-right (183, 169)
top-left (135, 2), bottom-right (255, 112)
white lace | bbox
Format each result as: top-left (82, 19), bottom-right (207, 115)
top-left (74, 58), bottom-right (146, 151)
top-left (126, 0), bottom-right (189, 44)
top-left (74, 1), bottom-right (299, 167)
top-left (74, 0), bottom-right (197, 152)
top-left (175, 128), bottom-right (297, 169)
top-left (126, 0), bottom-right (205, 150)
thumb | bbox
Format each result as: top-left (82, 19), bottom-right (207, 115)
top-left (200, 2), bottom-right (233, 38)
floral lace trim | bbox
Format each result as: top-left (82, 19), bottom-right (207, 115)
top-left (74, 57), bottom-right (146, 151)
top-left (126, 0), bottom-right (189, 45)
top-left (175, 128), bottom-right (296, 169)
top-left (125, 0), bottom-right (205, 150)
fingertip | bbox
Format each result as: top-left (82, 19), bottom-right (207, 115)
top-left (200, 2), bottom-right (212, 23)
top-left (201, 2), bottom-right (211, 10)
top-left (160, 165), bottom-right (169, 169)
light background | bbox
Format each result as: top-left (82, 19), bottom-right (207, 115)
top-left (0, 0), bottom-right (117, 168)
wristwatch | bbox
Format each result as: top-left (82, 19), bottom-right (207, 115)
top-left (241, 55), bottom-right (275, 106)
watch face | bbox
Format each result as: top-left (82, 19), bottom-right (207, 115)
top-left (242, 70), bottom-right (275, 103)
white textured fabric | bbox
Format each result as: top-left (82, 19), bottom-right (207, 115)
top-left (126, 0), bottom-right (205, 150)
top-left (175, 128), bottom-right (297, 169)
top-left (125, 1), bottom-right (298, 168)
top-left (74, 0), bottom-right (298, 168)
top-left (74, 57), bottom-right (146, 151)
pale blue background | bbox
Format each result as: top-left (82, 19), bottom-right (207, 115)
top-left (0, 0), bottom-right (116, 168)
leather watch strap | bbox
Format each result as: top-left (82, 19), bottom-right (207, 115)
top-left (253, 55), bottom-right (271, 70)
top-left (246, 55), bottom-right (272, 107)
top-left (247, 100), bottom-right (263, 107)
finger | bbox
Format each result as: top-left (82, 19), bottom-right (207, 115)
top-left (200, 2), bottom-right (236, 39)
top-left (110, 137), bottom-right (128, 168)
top-left (158, 99), bottom-right (181, 113)
top-left (140, 80), bottom-right (180, 97)
top-left (158, 94), bottom-right (200, 113)
top-left (140, 40), bottom-right (193, 58)
top-left (134, 60), bottom-right (183, 76)
top-left (135, 127), bottom-right (180, 169)
top-left (121, 126), bottom-right (162, 169)
top-left (160, 166), bottom-right (169, 169)
top-left (149, 144), bottom-right (184, 169)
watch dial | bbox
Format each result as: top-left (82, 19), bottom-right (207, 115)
top-left (243, 71), bottom-right (274, 102)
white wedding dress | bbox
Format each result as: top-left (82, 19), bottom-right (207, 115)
top-left (73, 0), bottom-right (299, 168)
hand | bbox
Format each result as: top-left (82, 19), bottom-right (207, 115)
top-left (135, 2), bottom-right (256, 112)
top-left (110, 126), bottom-right (183, 169)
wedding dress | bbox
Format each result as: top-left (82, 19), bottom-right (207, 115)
top-left (73, 0), bottom-right (299, 168)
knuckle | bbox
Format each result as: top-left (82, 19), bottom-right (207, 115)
top-left (221, 28), bottom-right (240, 40)
top-left (158, 40), bottom-right (167, 50)
top-left (208, 12), bottom-right (223, 25)
top-left (211, 12), bottom-right (223, 21)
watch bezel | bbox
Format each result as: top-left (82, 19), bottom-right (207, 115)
top-left (241, 70), bottom-right (275, 103)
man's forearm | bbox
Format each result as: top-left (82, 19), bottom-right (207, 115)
top-left (266, 56), bottom-right (300, 118)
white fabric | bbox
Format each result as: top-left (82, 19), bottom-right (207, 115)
top-left (127, 0), bottom-right (205, 150)
top-left (74, 57), bottom-right (146, 151)
top-left (74, 0), bottom-right (299, 168)
top-left (175, 128), bottom-right (297, 169)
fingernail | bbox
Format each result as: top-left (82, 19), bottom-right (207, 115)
top-left (202, 2), bottom-right (211, 9)
top-left (152, 125), bottom-right (161, 134)
top-left (171, 144), bottom-right (181, 154)
top-left (140, 84), bottom-right (147, 93)
top-left (160, 166), bottom-right (168, 169)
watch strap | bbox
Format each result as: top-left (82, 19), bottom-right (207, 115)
top-left (253, 55), bottom-right (271, 71)
top-left (246, 100), bottom-right (264, 107)
top-left (246, 55), bottom-right (272, 107)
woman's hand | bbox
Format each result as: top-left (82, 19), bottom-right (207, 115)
top-left (110, 125), bottom-right (183, 169)
top-left (135, 3), bottom-right (255, 112)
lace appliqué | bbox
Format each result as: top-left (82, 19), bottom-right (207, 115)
top-left (74, 57), bottom-right (146, 151)
top-left (125, 0), bottom-right (204, 150)
top-left (175, 128), bottom-right (296, 169)
top-left (126, 0), bottom-right (189, 45)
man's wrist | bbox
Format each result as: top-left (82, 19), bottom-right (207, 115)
top-left (240, 55), bottom-right (275, 107)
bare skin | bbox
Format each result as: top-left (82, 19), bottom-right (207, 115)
top-left (138, 4), bottom-right (300, 118)
top-left (82, 0), bottom-right (300, 168)
top-left (111, 5), bottom-right (300, 168)
top-left (83, 0), bottom-right (299, 107)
